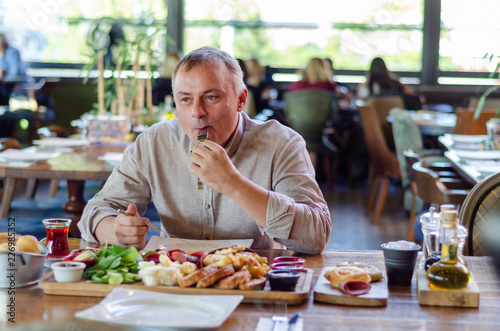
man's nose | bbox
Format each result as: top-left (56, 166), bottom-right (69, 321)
top-left (192, 99), bottom-right (207, 118)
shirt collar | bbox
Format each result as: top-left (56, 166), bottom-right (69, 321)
top-left (224, 112), bottom-right (245, 158)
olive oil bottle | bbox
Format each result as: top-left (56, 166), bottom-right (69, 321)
top-left (427, 210), bottom-right (470, 290)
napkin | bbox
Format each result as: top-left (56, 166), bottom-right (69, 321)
top-left (255, 317), bottom-right (303, 331)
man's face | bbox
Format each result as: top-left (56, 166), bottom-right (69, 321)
top-left (173, 61), bottom-right (246, 148)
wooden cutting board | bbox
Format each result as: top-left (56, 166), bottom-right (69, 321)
top-left (39, 268), bottom-right (313, 306)
top-left (313, 267), bottom-right (388, 306)
top-left (416, 270), bottom-right (480, 308)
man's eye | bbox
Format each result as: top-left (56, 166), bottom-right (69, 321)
top-left (180, 97), bottom-right (190, 102)
top-left (206, 95), bottom-right (218, 100)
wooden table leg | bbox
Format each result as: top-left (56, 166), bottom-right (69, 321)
top-left (64, 179), bottom-right (85, 238)
top-left (1, 177), bottom-right (17, 218)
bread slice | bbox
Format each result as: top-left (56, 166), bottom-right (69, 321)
top-left (197, 264), bottom-right (235, 288)
top-left (215, 268), bottom-right (252, 289)
top-left (179, 265), bottom-right (217, 287)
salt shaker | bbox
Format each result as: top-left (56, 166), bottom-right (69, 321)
top-left (419, 207), bottom-right (441, 270)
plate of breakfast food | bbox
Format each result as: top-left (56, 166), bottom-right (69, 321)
top-left (313, 261), bottom-right (388, 306)
top-left (39, 240), bottom-right (313, 305)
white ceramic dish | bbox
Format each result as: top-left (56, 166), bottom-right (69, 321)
top-left (52, 261), bottom-right (86, 282)
top-left (75, 287), bottom-right (243, 329)
top-left (97, 152), bottom-right (123, 167)
top-left (0, 149), bottom-right (60, 162)
top-left (445, 134), bottom-right (487, 144)
top-left (454, 150), bottom-right (500, 160)
top-left (44, 257), bottom-right (63, 268)
top-left (33, 137), bottom-right (89, 147)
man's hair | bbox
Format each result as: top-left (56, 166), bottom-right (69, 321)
top-left (172, 46), bottom-right (245, 95)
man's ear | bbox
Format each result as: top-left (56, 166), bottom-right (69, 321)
top-left (237, 89), bottom-right (248, 112)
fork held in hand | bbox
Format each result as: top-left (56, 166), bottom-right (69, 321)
top-left (108, 202), bottom-right (197, 247)
top-left (108, 202), bottom-right (168, 235)
top-left (196, 128), bottom-right (208, 190)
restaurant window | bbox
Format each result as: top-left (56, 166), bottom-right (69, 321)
top-left (440, 0), bottom-right (500, 73)
top-left (0, 0), bottom-right (167, 64)
top-left (185, 0), bottom-right (424, 76)
top-left (439, 0), bottom-right (500, 85)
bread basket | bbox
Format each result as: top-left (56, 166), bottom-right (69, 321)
top-left (0, 244), bottom-right (48, 288)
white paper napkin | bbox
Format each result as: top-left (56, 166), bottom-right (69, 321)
top-left (255, 317), bottom-right (303, 331)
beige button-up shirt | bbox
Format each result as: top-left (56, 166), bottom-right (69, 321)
top-left (79, 113), bottom-right (331, 254)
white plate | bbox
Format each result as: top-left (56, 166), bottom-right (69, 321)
top-left (474, 164), bottom-right (500, 174)
top-left (97, 152), bottom-right (123, 167)
top-left (75, 287), bottom-right (243, 329)
top-left (445, 134), bottom-right (487, 144)
top-left (33, 137), bottom-right (89, 147)
top-left (0, 149), bottom-right (60, 162)
top-left (454, 150), bottom-right (500, 160)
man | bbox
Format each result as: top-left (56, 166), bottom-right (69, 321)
top-left (0, 33), bottom-right (26, 105)
top-left (79, 46), bottom-right (331, 254)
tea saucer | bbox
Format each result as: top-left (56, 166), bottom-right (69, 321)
top-left (44, 257), bottom-right (63, 268)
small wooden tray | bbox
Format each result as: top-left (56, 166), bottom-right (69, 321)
top-left (39, 268), bottom-right (313, 306)
top-left (313, 267), bottom-right (388, 306)
top-left (417, 270), bottom-right (480, 308)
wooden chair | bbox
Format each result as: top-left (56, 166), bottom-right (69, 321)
top-left (468, 97), bottom-right (500, 111)
top-left (411, 161), bottom-right (470, 238)
top-left (404, 151), bottom-right (470, 241)
top-left (459, 172), bottom-right (500, 256)
top-left (285, 89), bottom-right (335, 168)
top-left (359, 105), bottom-right (401, 224)
top-left (366, 96), bottom-right (405, 151)
top-left (454, 107), bottom-right (497, 135)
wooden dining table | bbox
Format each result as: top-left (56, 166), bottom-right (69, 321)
top-left (0, 144), bottom-right (125, 236)
top-left (4, 238), bottom-right (500, 330)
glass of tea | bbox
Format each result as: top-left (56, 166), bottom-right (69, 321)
top-left (43, 218), bottom-right (71, 258)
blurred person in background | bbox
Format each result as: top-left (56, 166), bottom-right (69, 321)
top-left (0, 33), bottom-right (27, 105)
top-left (245, 58), bottom-right (274, 115)
top-left (237, 58), bottom-right (256, 118)
top-left (291, 57), bottom-right (340, 93)
top-left (356, 57), bottom-right (421, 109)
top-left (322, 57), bottom-right (353, 101)
top-left (152, 52), bottom-right (181, 106)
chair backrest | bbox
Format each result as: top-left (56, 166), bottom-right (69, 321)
top-left (454, 107), bottom-right (497, 135)
top-left (367, 96), bottom-right (405, 151)
top-left (468, 97), bottom-right (500, 111)
top-left (459, 172), bottom-right (500, 256)
top-left (285, 89), bottom-right (334, 152)
top-left (390, 108), bottom-right (423, 187)
top-left (412, 162), bottom-right (469, 205)
top-left (359, 105), bottom-right (400, 178)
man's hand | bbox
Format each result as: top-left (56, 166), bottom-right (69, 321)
top-left (190, 140), bottom-right (241, 195)
top-left (190, 140), bottom-right (269, 227)
top-left (95, 204), bottom-right (150, 250)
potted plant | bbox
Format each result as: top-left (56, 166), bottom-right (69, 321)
top-left (473, 54), bottom-right (500, 149)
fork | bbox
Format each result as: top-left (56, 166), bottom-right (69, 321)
top-left (107, 202), bottom-right (198, 248)
top-left (108, 202), bottom-right (169, 235)
top-left (271, 301), bottom-right (288, 331)
top-left (196, 128), bottom-right (208, 190)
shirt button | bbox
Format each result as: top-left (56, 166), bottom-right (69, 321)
top-left (205, 204), bottom-right (211, 209)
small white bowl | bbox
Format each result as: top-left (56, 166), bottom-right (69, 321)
top-left (51, 261), bottom-right (86, 282)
